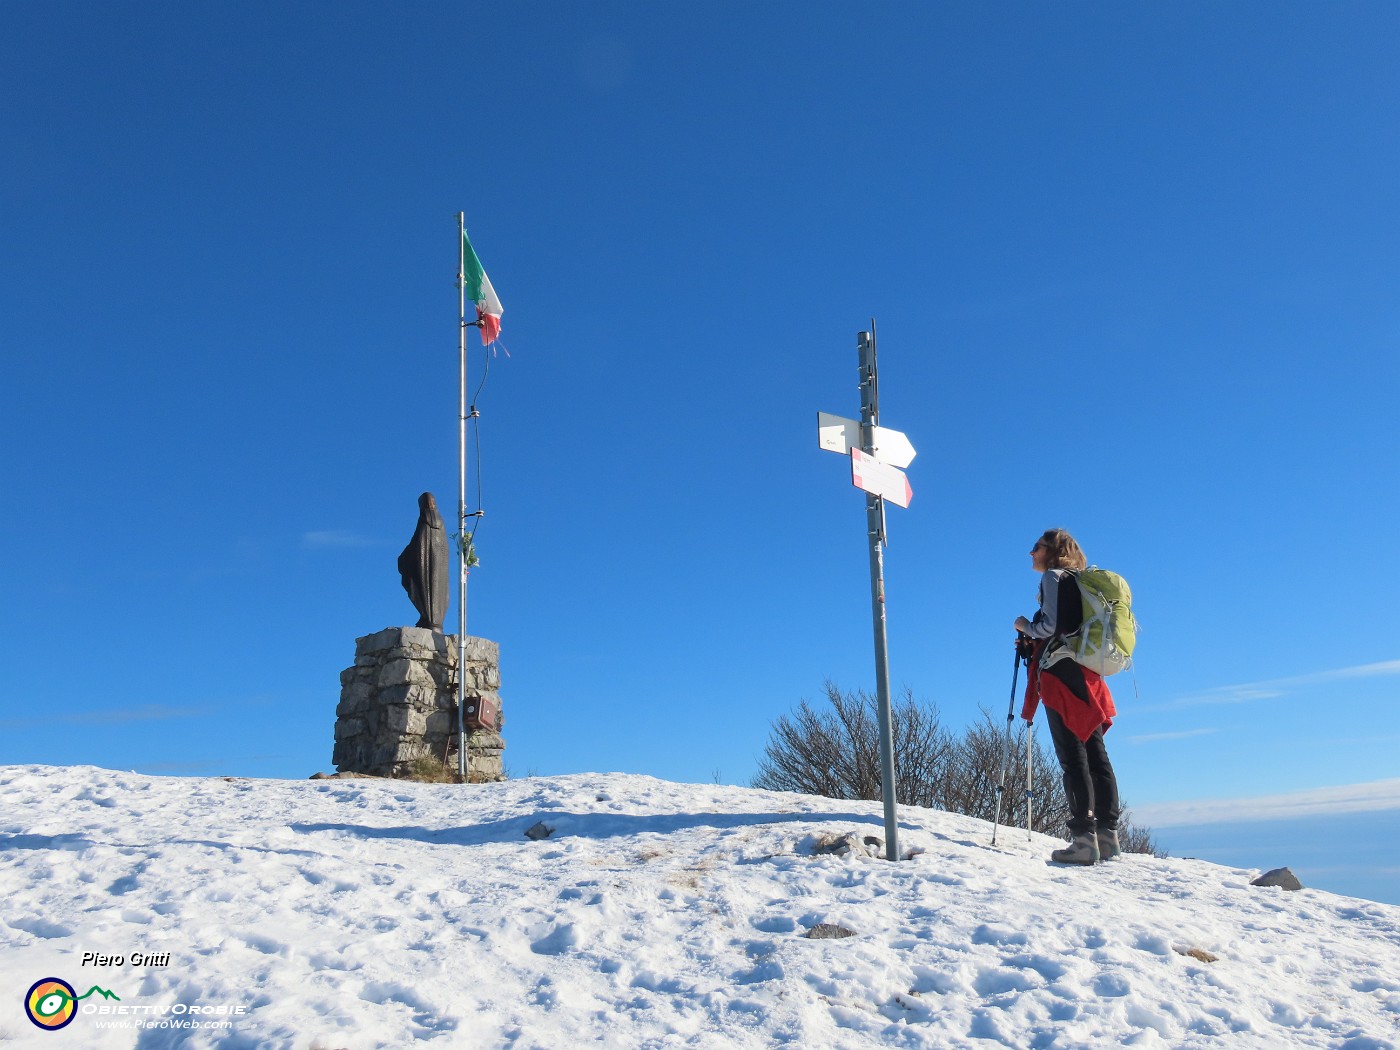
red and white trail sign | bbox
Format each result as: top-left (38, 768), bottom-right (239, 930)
top-left (850, 447), bottom-right (913, 508)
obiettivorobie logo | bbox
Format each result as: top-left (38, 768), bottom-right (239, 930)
top-left (24, 977), bottom-right (120, 1030)
top-left (23, 975), bottom-right (246, 1034)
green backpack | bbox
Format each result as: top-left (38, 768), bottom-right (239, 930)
top-left (1063, 568), bottom-right (1138, 676)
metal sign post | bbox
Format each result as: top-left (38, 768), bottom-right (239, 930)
top-left (858, 326), bottom-right (900, 862)
top-left (457, 213), bottom-right (469, 779)
top-left (818, 323), bottom-right (915, 861)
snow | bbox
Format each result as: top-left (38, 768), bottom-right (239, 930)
top-left (2, 765), bottom-right (1398, 1049)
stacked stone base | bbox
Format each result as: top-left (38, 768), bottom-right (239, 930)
top-left (334, 627), bottom-right (505, 781)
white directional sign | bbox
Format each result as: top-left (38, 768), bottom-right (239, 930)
top-left (869, 425), bottom-right (916, 470)
top-left (817, 412), bottom-right (916, 468)
top-left (851, 447), bottom-right (913, 508)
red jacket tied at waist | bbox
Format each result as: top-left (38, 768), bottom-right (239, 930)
top-left (1022, 645), bottom-right (1116, 743)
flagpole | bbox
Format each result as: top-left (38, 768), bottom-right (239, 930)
top-left (456, 212), bottom-right (469, 779)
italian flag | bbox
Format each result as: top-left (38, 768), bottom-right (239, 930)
top-left (462, 231), bottom-right (503, 345)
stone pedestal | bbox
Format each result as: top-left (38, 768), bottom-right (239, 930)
top-left (333, 627), bottom-right (505, 781)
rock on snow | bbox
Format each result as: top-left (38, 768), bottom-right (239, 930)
top-left (1, 765), bottom-right (1398, 1048)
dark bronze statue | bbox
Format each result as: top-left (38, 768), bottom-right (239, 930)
top-left (398, 492), bottom-right (449, 631)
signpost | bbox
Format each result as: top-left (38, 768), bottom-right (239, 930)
top-left (851, 448), bottom-right (912, 509)
top-left (816, 321), bottom-right (915, 862)
top-left (817, 412), bottom-right (917, 469)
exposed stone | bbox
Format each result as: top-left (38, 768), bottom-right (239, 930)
top-left (463, 731), bottom-right (505, 751)
top-left (337, 682), bottom-right (373, 716)
top-left (358, 626), bottom-right (445, 654)
top-left (378, 658), bottom-right (434, 687)
top-left (1173, 945), bottom-right (1219, 963)
top-left (377, 683), bottom-right (437, 707)
top-left (810, 832), bottom-right (880, 858)
top-left (332, 628), bottom-right (506, 782)
top-left (524, 821), bottom-right (555, 841)
top-left (804, 923), bottom-right (857, 940)
top-left (384, 705), bottom-right (428, 736)
top-left (1251, 867), bottom-right (1303, 891)
top-left (460, 637), bottom-right (499, 666)
top-left (310, 770), bottom-right (391, 780)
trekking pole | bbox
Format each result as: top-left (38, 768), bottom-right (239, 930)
top-left (1025, 719), bottom-right (1034, 841)
top-left (990, 642), bottom-right (1023, 846)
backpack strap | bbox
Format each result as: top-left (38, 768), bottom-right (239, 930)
top-left (1056, 569), bottom-right (1084, 637)
top-left (1037, 569), bottom-right (1085, 670)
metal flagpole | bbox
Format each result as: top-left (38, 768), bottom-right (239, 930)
top-left (456, 212), bottom-right (469, 779)
top-left (858, 323), bottom-right (900, 863)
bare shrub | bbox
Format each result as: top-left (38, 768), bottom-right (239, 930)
top-left (751, 681), bottom-right (951, 809)
top-left (753, 682), bottom-right (1163, 855)
top-left (941, 708), bottom-right (1068, 836)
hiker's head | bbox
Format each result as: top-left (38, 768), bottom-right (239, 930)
top-left (1031, 529), bottom-right (1087, 571)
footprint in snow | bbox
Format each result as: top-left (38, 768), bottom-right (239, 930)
top-left (529, 922), bottom-right (581, 955)
top-left (9, 916), bottom-right (73, 939)
top-left (1092, 971), bottom-right (1132, 997)
top-left (971, 923), bottom-right (1028, 946)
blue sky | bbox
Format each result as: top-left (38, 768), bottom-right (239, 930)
top-left (3, 5), bottom-right (1398, 902)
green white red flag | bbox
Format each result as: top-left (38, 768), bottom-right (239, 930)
top-left (462, 231), bottom-right (503, 345)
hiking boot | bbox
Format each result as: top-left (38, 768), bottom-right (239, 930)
top-left (1097, 828), bottom-right (1121, 861)
top-left (1050, 833), bottom-right (1100, 865)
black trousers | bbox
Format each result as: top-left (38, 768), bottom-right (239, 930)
top-left (1044, 705), bottom-right (1120, 837)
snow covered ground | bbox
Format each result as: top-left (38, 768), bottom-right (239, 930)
top-left (2, 766), bottom-right (1398, 1049)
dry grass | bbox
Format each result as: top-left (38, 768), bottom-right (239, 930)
top-left (405, 756), bottom-right (462, 784)
top-left (401, 755), bottom-right (504, 784)
top-left (1173, 946), bottom-right (1219, 963)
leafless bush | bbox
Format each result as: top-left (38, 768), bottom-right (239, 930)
top-left (750, 681), bottom-right (951, 809)
top-left (941, 708), bottom-right (1068, 835)
top-left (753, 683), bottom-right (1163, 855)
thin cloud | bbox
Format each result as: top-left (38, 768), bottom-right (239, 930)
top-left (0, 704), bottom-right (210, 731)
top-left (302, 529), bottom-right (380, 550)
top-left (1127, 728), bottom-right (1218, 744)
top-left (1333, 659), bottom-right (1400, 679)
top-left (1133, 777), bottom-right (1400, 828)
top-left (1316, 733), bottom-right (1400, 747)
top-left (1153, 659), bottom-right (1400, 710)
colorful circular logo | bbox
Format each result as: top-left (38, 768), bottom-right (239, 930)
top-left (25, 978), bottom-right (77, 1031)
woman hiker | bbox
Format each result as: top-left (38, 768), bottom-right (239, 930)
top-left (1014, 528), bottom-right (1121, 864)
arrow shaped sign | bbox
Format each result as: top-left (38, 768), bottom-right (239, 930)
top-left (851, 447), bottom-right (913, 508)
top-left (817, 411), bottom-right (916, 468)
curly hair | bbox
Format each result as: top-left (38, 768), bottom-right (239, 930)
top-left (1037, 528), bottom-right (1087, 571)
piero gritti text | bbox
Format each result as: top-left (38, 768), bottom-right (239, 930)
top-left (82, 951), bottom-right (172, 967)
